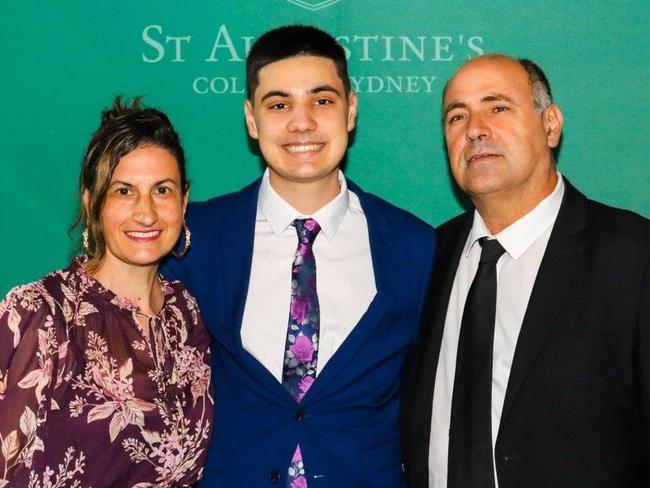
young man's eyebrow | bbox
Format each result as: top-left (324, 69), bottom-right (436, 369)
top-left (309, 85), bottom-right (341, 96)
top-left (259, 85), bottom-right (342, 103)
top-left (260, 90), bottom-right (290, 102)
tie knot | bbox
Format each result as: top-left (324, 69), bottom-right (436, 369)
top-left (478, 237), bottom-right (505, 264)
top-left (293, 218), bottom-right (321, 245)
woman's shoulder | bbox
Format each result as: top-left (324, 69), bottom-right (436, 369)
top-left (0, 268), bottom-right (74, 357)
top-left (1, 269), bottom-right (64, 317)
top-left (0, 259), bottom-right (95, 331)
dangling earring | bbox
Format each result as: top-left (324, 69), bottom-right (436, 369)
top-left (82, 228), bottom-right (90, 253)
top-left (173, 221), bottom-right (191, 258)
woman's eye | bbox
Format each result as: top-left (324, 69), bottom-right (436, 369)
top-left (116, 187), bottom-right (131, 196)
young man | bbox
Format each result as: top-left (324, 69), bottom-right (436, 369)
top-left (163, 25), bottom-right (435, 487)
top-left (401, 54), bottom-right (650, 488)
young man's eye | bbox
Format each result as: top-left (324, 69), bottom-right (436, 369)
top-left (269, 102), bottom-right (287, 110)
top-left (156, 186), bottom-right (171, 195)
top-left (315, 98), bottom-right (333, 106)
top-left (447, 113), bottom-right (465, 124)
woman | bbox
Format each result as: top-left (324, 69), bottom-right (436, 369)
top-left (0, 97), bottom-right (213, 487)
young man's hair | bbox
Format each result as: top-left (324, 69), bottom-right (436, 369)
top-left (246, 24), bottom-right (350, 100)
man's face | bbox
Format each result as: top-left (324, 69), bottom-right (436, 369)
top-left (244, 55), bottom-right (357, 189)
top-left (443, 57), bottom-right (562, 203)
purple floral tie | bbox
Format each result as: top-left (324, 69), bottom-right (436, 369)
top-left (282, 218), bottom-right (321, 488)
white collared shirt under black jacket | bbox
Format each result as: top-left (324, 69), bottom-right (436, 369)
top-left (429, 175), bottom-right (565, 488)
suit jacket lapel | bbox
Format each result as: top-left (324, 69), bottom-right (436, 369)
top-left (300, 179), bottom-right (393, 402)
top-left (217, 179), bottom-right (299, 400)
top-left (498, 180), bottom-right (590, 429)
top-left (217, 179), bottom-right (260, 352)
top-left (407, 212), bottom-right (472, 483)
top-left (421, 214), bottom-right (473, 378)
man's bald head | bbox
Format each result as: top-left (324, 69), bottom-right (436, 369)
top-left (443, 54), bottom-right (553, 117)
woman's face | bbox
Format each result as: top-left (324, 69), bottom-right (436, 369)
top-left (94, 145), bottom-right (187, 272)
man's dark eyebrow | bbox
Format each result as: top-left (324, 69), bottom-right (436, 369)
top-left (482, 94), bottom-right (513, 104)
top-left (309, 85), bottom-right (341, 96)
top-left (443, 94), bottom-right (514, 118)
top-left (260, 85), bottom-right (341, 102)
top-left (259, 85), bottom-right (341, 103)
top-left (260, 90), bottom-right (290, 102)
top-left (443, 101), bottom-right (467, 117)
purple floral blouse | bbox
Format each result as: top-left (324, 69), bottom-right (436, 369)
top-left (0, 257), bottom-right (213, 487)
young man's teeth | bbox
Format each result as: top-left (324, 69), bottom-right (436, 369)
top-left (286, 144), bottom-right (322, 153)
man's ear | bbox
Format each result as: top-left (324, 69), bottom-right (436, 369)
top-left (346, 90), bottom-right (358, 132)
top-left (544, 104), bottom-right (563, 148)
top-left (244, 100), bottom-right (259, 139)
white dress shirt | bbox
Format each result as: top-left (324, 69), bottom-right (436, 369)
top-left (241, 170), bottom-right (376, 381)
top-left (429, 174), bottom-right (565, 488)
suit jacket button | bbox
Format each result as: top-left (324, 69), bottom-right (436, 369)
top-left (269, 470), bottom-right (280, 483)
top-left (294, 409), bottom-right (306, 421)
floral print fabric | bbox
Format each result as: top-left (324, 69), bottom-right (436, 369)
top-left (0, 257), bottom-right (213, 487)
top-left (281, 219), bottom-right (321, 488)
top-left (282, 218), bottom-right (321, 401)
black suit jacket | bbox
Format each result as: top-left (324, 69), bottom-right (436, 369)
top-left (402, 180), bottom-right (650, 488)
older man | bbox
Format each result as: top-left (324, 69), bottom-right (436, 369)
top-left (402, 54), bottom-right (650, 488)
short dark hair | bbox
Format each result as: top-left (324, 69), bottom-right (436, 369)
top-left (246, 24), bottom-right (350, 100)
top-left (74, 96), bottom-right (188, 270)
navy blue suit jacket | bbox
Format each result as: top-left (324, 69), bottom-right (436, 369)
top-left (161, 178), bottom-right (435, 487)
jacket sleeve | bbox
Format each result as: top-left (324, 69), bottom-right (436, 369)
top-left (636, 256), bottom-right (650, 474)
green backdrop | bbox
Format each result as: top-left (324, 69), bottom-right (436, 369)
top-left (2, 1), bottom-right (649, 294)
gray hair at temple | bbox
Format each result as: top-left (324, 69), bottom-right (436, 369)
top-left (442, 54), bottom-right (554, 116)
top-left (518, 58), bottom-right (553, 114)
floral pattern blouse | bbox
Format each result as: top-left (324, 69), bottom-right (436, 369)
top-left (0, 257), bottom-right (213, 488)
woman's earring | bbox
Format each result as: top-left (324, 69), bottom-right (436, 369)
top-left (82, 228), bottom-right (90, 252)
top-left (173, 222), bottom-right (191, 258)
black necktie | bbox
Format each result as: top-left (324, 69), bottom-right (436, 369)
top-left (448, 237), bottom-right (506, 488)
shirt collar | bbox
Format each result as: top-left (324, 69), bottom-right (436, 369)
top-left (464, 173), bottom-right (565, 260)
top-left (257, 168), bottom-right (350, 241)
